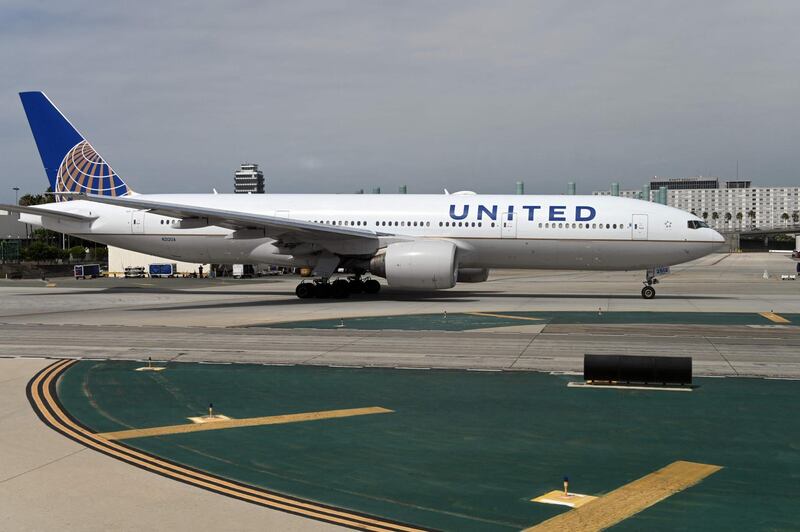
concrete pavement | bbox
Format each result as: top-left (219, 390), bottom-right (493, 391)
top-left (0, 358), bottom-right (343, 532)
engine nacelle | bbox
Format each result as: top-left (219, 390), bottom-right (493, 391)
top-left (457, 268), bottom-right (490, 283)
top-left (369, 240), bottom-right (458, 289)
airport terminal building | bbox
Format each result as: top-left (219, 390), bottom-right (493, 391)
top-left (594, 177), bottom-right (800, 229)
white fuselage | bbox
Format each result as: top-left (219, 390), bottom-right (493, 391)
top-left (23, 193), bottom-right (724, 272)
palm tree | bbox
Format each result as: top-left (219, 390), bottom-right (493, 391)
top-left (702, 211), bottom-right (709, 220)
top-left (736, 211), bottom-right (743, 228)
top-left (793, 211), bottom-right (799, 224)
top-left (724, 212), bottom-right (732, 227)
top-left (711, 212), bottom-right (720, 227)
top-left (781, 212), bottom-right (790, 226)
top-left (747, 210), bottom-right (756, 229)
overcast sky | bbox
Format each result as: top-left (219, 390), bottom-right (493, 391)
top-left (2, 1), bottom-right (799, 201)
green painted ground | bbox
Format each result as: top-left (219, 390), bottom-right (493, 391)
top-left (59, 361), bottom-right (799, 531)
top-left (259, 311), bottom-right (800, 331)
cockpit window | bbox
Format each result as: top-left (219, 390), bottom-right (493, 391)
top-left (687, 220), bottom-right (709, 229)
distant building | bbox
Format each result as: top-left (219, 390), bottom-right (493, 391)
top-left (0, 211), bottom-right (29, 262)
top-left (234, 163), bottom-right (265, 194)
top-left (649, 176), bottom-right (720, 190)
top-left (107, 246), bottom-right (209, 277)
top-left (0, 211), bottom-right (29, 239)
top-left (593, 178), bottom-right (800, 230)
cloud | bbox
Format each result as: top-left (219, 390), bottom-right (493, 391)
top-left (1, 1), bottom-right (799, 201)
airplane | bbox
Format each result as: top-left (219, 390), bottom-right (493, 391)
top-left (2, 91), bottom-right (725, 299)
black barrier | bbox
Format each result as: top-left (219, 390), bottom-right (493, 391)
top-left (584, 354), bottom-right (692, 385)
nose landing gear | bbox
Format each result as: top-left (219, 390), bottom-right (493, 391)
top-left (641, 284), bottom-right (656, 299)
top-left (641, 271), bottom-right (659, 299)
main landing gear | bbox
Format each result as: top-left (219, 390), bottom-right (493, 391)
top-left (641, 274), bottom-right (659, 299)
top-left (295, 276), bottom-right (381, 300)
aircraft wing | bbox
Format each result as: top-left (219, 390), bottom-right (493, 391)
top-left (0, 203), bottom-right (98, 222)
top-left (75, 194), bottom-right (385, 255)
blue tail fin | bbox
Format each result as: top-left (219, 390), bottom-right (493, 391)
top-left (19, 91), bottom-right (131, 201)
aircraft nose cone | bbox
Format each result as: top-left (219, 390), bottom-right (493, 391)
top-left (713, 230), bottom-right (725, 243)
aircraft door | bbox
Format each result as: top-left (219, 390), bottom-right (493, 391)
top-left (131, 211), bottom-right (145, 233)
top-left (632, 214), bottom-right (648, 240)
top-left (501, 212), bottom-right (517, 239)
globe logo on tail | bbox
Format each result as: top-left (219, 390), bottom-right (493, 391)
top-left (55, 140), bottom-right (130, 202)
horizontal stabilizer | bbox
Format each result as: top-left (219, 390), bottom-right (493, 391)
top-left (0, 203), bottom-right (98, 222)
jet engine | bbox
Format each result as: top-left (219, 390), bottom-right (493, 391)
top-left (369, 240), bottom-right (458, 289)
top-left (456, 268), bottom-right (490, 283)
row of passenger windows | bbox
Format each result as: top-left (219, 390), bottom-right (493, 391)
top-left (157, 217), bottom-right (629, 230)
top-left (310, 220), bottom-right (432, 227)
top-left (538, 222), bottom-right (628, 229)
top-left (306, 219), bottom-right (628, 230)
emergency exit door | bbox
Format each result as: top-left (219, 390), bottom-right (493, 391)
top-left (632, 214), bottom-right (648, 240)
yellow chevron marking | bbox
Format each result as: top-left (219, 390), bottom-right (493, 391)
top-left (759, 312), bottom-right (790, 324)
top-left (467, 312), bottom-right (543, 321)
top-left (97, 407), bottom-right (393, 440)
top-left (526, 460), bottom-right (722, 531)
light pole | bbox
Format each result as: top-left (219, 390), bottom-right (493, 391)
top-left (12, 187), bottom-right (20, 205)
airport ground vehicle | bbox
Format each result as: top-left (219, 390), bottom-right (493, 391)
top-left (73, 264), bottom-right (100, 279)
top-left (124, 266), bottom-right (146, 278)
top-left (233, 264), bottom-right (255, 279)
top-left (149, 263), bottom-right (177, 278)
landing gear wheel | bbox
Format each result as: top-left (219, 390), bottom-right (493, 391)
top-left (295, 283), bottom-right (315, 299)
top-left (641, 285), bottom-right (656, 299)
top-left (332, 279), bottom-right (350, 299)
top-left (315, 283), bottom-right (332, 299)
top-left (348, 279), bottom-right (364, 294)
top-left (363, 279), bottom-right (381, 295)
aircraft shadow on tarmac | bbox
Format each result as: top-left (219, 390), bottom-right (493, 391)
top-left (125, 290), bottom-right (731, 312)
top-left (23, 287), bottom-right (284, 296)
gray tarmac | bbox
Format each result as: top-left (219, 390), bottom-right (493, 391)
top-left (2, 254), bottom-right (800, 331)
top-left (0, 358), bottom-right (342, 532)
top-left (1, 252), bottom-right (799, 378)
top-left (1, 252), bottom-right (799, 531)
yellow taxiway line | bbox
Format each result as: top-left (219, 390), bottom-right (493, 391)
top-left (759, 311), bottom-right (791, 324)
top-left (526, 460), bottom-right (722, 531)
top-left (467, 312), bottom-right (543, 321)
top-left (97, 406), bottom-right (393, 440)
